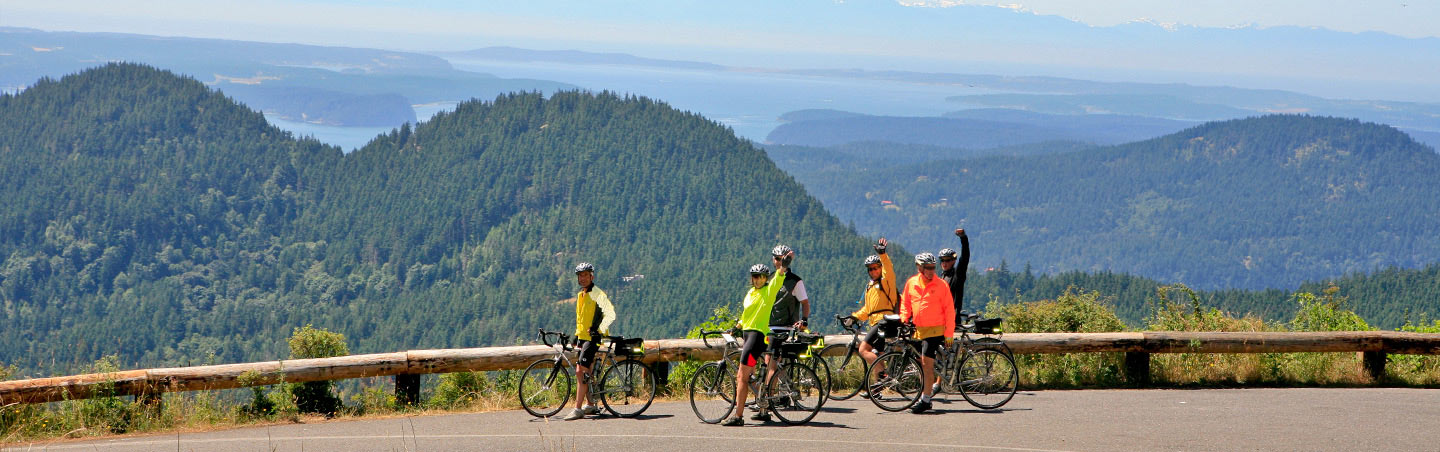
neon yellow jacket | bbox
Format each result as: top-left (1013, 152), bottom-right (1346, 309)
top-left (575, 286), bottom-right (616, 342)
top-left (738, 269), bottom-right (787, 333)
top-left (851, 253), bottom-right (898, 325)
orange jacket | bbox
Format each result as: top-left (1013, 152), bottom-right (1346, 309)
top-left (900, 273), bottom-right (955, 338)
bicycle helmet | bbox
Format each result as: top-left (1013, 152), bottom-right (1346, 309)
top-left (749, 263), bottom-right (772, 276)
top-left (914, 252), bottom-right (938, 266)
top-left (574, 262), bottom-right (595, 274)
top-left (771, 245), bottom-right (793, 257)
top-left (939, 248), bottom-right (958, 260)
top-left (863, 255), bottom-right (882, 266)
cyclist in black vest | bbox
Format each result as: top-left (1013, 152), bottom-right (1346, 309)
top-left (939, 228), bottom-right (971, 326)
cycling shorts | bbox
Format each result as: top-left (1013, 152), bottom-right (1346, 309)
top-left (739, 330), bottom-right (767, 367)
top-left (863, 324), bottom-right (888, 352)
top-left (576, 339), bottom-right (600, 368)
top-left (919, 336), bottom-right (946, 359)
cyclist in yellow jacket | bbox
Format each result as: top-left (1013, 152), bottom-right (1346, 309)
top-left (564, 262), bottom-right (616, 420)
top-left (900, 252), bottom-right (955, 414)
top-left (850, 238), bottom-right (897, 385)
top-left (721, 250), bottom-right (793, 426)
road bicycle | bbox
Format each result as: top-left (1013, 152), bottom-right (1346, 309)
top-left (865, 315), bottom-right (1018, 411)
top-left (518, 328), bottom-right (657, 418)
top-left (819, 314), bottom-right (872, 401)
top-left (689, 329), bottom-right (825, 425)
top-left (936, 313), bottom-right (1018, 409)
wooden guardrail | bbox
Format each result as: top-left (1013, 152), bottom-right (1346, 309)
top-left (3, 331), bottom-right (1438, 405)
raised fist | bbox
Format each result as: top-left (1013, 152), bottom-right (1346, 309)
top-left (955, 228), bottom-right (966, 237)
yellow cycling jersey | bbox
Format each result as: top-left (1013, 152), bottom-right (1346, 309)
top-left (575, 286), bottom-right (616, 342)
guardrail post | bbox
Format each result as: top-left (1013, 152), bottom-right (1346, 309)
top-left (1362, 351), bottom-right (1386, 383)
top-left (1124, 352), bottom-right (1151, 387)
top-left (395, 374), bottom-right (421, 406)
top-left (652, 361), bottom-right (670, 394)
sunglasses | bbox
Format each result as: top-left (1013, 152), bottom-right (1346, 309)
top-left (940, 258), bottom-right (956, 262)
top-left (865, 265), bottom-right (881, 272)
top-left (921, 265), bottom-right (937, 271)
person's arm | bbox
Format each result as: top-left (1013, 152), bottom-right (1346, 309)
top-left (957, 229), bottom-right (971, 274)
top-left (792, 281), bottom-right (810, 329)
top-left (942, 284), bottom-right (956, 338)
top-left (595, 289), bottom-right (616, 335)
top-left (899, 278), bottom-right (914, 323)
top-left (880, 253), bottom-right (896, 310)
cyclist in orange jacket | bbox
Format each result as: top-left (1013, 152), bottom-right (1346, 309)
top-left (899, 252), bottom-right (955, 414)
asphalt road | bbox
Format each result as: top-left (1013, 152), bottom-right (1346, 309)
top-left (7, 388), bottom-right (1438, 452)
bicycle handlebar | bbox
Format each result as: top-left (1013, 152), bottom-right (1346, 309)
top-left (537, 328), bottom-right (571, 349)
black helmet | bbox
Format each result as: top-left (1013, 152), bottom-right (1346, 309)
top-left (863, 255), bottom-right (882, 266)
top-left (749, 263), bottom-right (772, 276)
top-left (939, 248), bottom-right (958, 260)
top-left (914, 252), bottom-right (938, 266)
top-left (574, 262), bottom-right (595, 274)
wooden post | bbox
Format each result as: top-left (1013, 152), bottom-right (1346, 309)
top-left (395, 374), bottom-right (421, 406)
top-left (1125, 352), bottom-right (1151, 387)
top-left (651, 361), bottom-right (670, 394)
top-left (1361, 351), bottom-right (1386, 383)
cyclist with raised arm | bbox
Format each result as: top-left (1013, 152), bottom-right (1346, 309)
top-left (563, 262), bottom-right (617, 421)
top-left (939, 227), bottom-right (971, 325)
top-left (900, 252), bottom-right (955, 414)
top-left (849, 238), bottom-right (897, 387)
top-left (753, 245), bottom-right (808, 421)
top-left (721, 252), bottom-right (792, 427)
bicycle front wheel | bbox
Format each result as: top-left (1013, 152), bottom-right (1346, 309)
top-left (688, 362), bottom-right (736, 424)
top-left (519, 359), bottom-right (573, 418)
top-left (768, 362), bottom-right (823, 425)
top-left (958, 348), bottom-right (1018, 409)
top-left (867, 352), bottom-right (922, 412)
top-left (822, 344), bottom-right (866, 401)
top-left (599, 359), bottom-right (656, 417)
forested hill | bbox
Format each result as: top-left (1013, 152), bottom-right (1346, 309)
top-left (772, 115), bottom-right (1440, 291)
top-left (0, 64), bottom-right (878, 375)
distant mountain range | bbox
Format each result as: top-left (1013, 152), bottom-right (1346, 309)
top-left (769, 115), bottom-right (1440, 291)
top-left (0, 28), bottom-right (574, 132)
top-left (767, 108), bottom-right (1198, 148)
top-left (439, 46), bottom-right (724, 71)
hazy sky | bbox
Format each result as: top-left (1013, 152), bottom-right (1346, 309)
top-left (5, 0), bottom-right (1435, 51)
top-left (4, 0), bottom-right (1438, 100)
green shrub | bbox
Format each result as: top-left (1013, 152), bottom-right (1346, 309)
top-left (668, 304), bottom-right (738, 394)
top-left (988, 289), bottom-right (1129, 387)
top-left (286, 325), bottom-right (348, 416)
top-left (430, 371), bottom-right (490, 409)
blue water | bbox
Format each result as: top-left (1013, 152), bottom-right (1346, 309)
top-left (261, 61), bottom-right (992, 150)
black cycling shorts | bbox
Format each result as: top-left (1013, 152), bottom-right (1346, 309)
top-left (576, 339), bottom-right (600, 368)
top-left (863, 324), bottom-right (887, 352)
top-left (739, 330), bottom-right (767, 368)
top-left (919, 336), bottom-right (946, 359)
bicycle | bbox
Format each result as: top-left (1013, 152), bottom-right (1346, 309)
top-left (689, 329), bottom-right (825, 425)
top-left (519, 328), bottom-right (657, 418)
top-left (936, 314), bottom-right (1018, 410)
top-left (819, 314), bottom-right (871, 401)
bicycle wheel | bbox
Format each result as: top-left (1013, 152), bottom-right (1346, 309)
top-left (599, 359), bottom-right (656, 417)
top-left (688, 362), bottom-right (735, 424)
top-left (518, 359), bottom-right (573, 418)
top-left (804, 352), bottom-right (830, 408)
top-left (822, 344), bottom-right (866, 401)
top-left (768, 362), bottom-right (823, 425)
top-left (958, 348), bottom-right (1018, 409)
top-left (866, 352), bottom-right (922, 412)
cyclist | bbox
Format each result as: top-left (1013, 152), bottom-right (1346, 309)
top-left (849, 238), bottom-right (897, 387)
top-left (754, 245), bottom-right (808, 420)
top-left (900, 252), bottom-right (955, 414)
top-left (563, 262), bottom-right (617, 421)
top-left (721, 252), bottom-right (793, 427)
top-left (939, 227), bottom-right (971, 325)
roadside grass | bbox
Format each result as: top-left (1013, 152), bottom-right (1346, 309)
top-left (4, 286), bottom-right (1439, 444)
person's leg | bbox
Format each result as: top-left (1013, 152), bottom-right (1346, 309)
top-left (731, 364), bottom-right (753, 419)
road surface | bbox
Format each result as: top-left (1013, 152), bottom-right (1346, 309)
top-left (6, 388), bottom-right (1437, 451)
